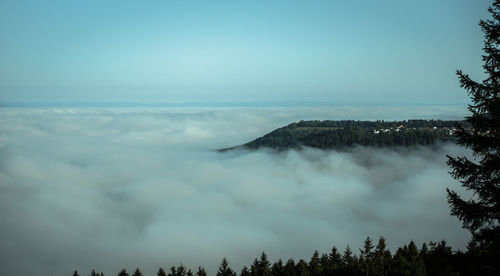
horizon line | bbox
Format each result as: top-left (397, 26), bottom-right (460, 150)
top-left (0, 100), bottom-right (470, 108)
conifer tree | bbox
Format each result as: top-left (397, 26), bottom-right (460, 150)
top-left (250, 258), bottom-right (259, 276)
top-left (295, 259), bottom-right (309, 276)
top-left (240, 266), bottom-right (251, 276)
top-left (319, 254), bottom-right (330, 275)
top-left (158, 267), bottom-right (167, 276)
top-left (373, 237), bottom-right (391, 276)
top-left (259, 252), bottom-right (272, 276)
top-left (308, 251), bottom-right (321, 276)
top-left (117, 269), bottom-right (129, 276)
top-left (328, 246), bottom-right (342, 268)
top-left (359, 237), bottom-right (374, 275)
top-left (168, 267), bottom-right (177, 276)
top-left (216, 258), bottom-right (236, 276)
top-left (407, 241), bottom-right (426, 276)
top-left (176, 264), bottom-right (187, 276)
top-left (420, 243), bottom-right (428, 256)
top-left (132, 268), bottom-right (143, 276)
top-left (426, 241), bottom-right (456, 275)
top-left (447, 0), bottom-right (500, 246)
top-left (195, 266), bottom-right (207, 276)
top-left (251, 252), bottom-right (271, 276)
top-left (271, 259), bottom-right (284, 276)
top-left (284, 259), bottom-right (297, 276)
top-left (73, 270), bottom-right (79, 276)
top-left (328, 247), bottom-right (344, 275)
top-left (342, 245), bottom-right (355, 267)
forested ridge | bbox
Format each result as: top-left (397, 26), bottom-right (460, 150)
top-left (220, 120), bottom-right (468, 151)
top-left (72, 236), bottom-right (491, 276)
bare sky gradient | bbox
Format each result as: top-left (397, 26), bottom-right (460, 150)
top-left (0, 0), bottom-right (491, 104)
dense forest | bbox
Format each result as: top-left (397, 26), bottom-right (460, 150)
top-left (71, 236), bottom-right (494, 276)
top-left (220, 120), bottom-right (468, 151)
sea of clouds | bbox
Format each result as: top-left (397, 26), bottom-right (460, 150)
top-left (0, 105), bottom-right (473, 275)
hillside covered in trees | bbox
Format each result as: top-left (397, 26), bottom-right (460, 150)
top-left (220, 120), bottom-right (467, 152)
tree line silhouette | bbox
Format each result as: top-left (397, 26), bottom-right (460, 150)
top-left (71, 236), bottom-right (492, 276)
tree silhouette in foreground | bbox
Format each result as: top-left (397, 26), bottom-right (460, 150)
top-left (158, 267), bottom-right (167, 276)
top-left (196, 266), bottom-right (207, 276)
top-left (117, 269), bottom-right (129, 276)
top-left (447, 0), bottom-right (500, 273)
top-left (132, 268), bottom-right (144, 276)
top-left (216, 258), bottom-right (236, 276)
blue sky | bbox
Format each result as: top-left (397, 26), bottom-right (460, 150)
top-left (0, 0), bottom-right (492, 104)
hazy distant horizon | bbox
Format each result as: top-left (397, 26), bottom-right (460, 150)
top-left (0, 100), bottom-right (471, 108)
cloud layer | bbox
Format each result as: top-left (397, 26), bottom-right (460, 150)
top-left (0, 106), bottom-right (471, 275)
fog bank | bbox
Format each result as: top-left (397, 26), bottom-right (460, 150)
top-left (0, 106), bottom-right (471, 275)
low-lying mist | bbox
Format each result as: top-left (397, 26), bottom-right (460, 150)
top-left (0, 106), bottom-right (471, 276)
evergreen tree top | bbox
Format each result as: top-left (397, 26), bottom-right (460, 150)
top-left (447, 0), bottom-right (500, 247)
